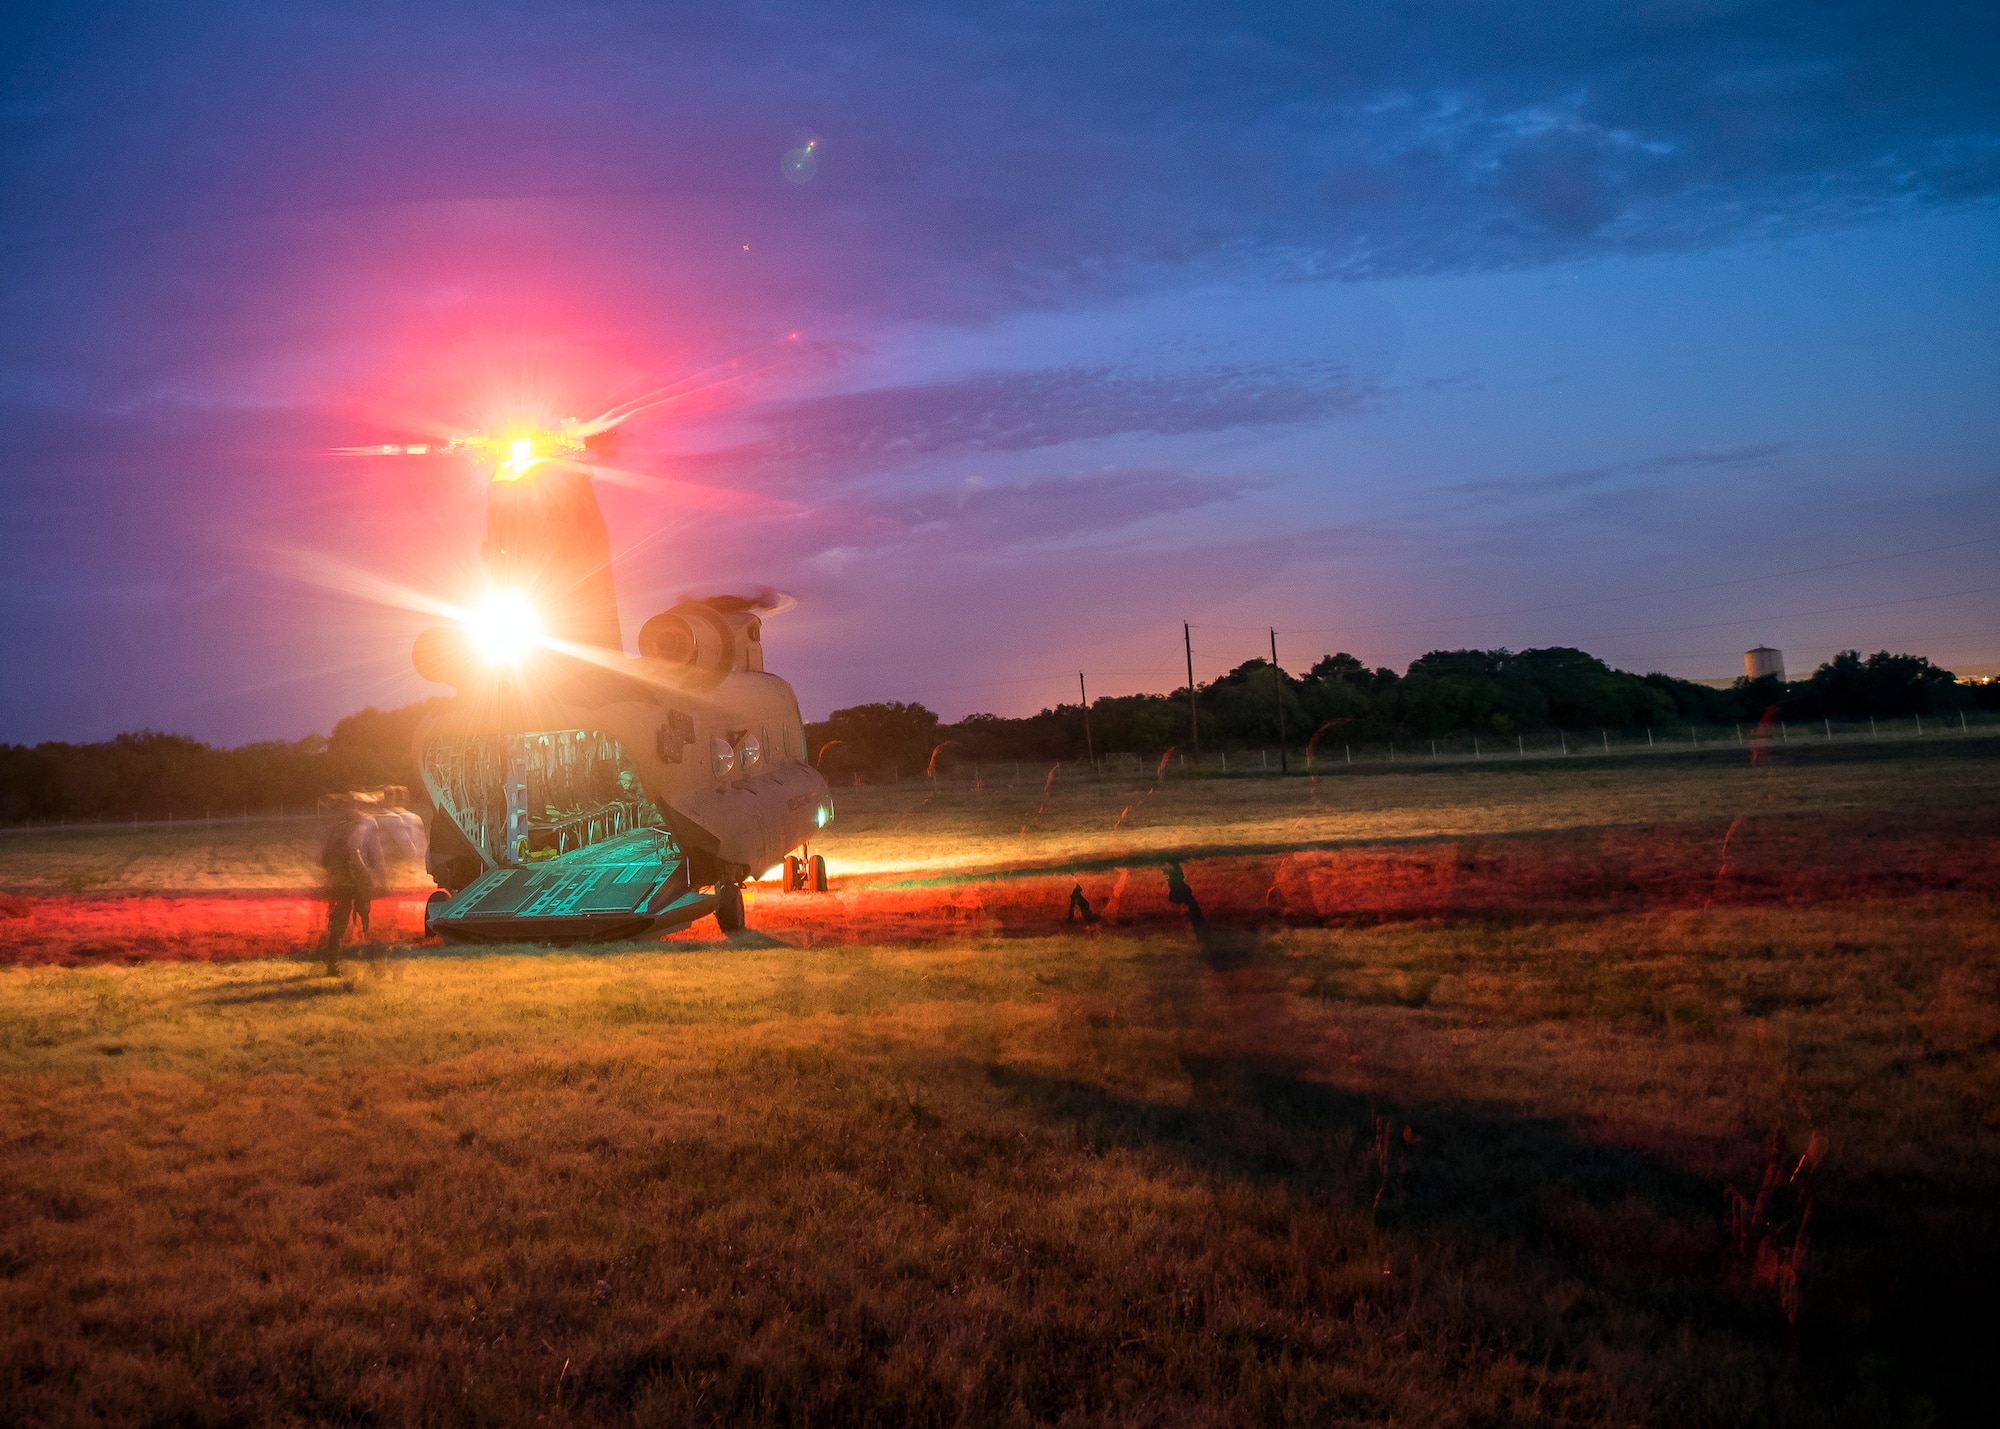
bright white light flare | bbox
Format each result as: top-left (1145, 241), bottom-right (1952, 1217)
top-left (466, 590), bottom-right (542, 664)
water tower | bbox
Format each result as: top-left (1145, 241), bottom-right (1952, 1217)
top-left (1744, 646), bottom-right (1785, 682)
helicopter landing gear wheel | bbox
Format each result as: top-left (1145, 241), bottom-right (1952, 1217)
top-left (809, 854), bottom-right (829, 893)
top-left (783, 854), bottom-right (803, 893)
top-left (715, 882), bottom-right (745, 933)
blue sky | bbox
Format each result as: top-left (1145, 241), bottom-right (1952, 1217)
top-left (2, 1), bottom-right (1995, 740)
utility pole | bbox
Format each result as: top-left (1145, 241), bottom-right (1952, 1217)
top-left (1270, 628), bottom-right (1288, 774)
top-left (1079, 672), bottom-right (1094, 771)
top-left (1183, 623), bottom-right (1200, 759)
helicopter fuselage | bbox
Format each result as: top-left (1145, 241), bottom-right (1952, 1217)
top-left (415, 656), bottom-right (829, 893)
top-left (407, 453), bottom-right (831, 941)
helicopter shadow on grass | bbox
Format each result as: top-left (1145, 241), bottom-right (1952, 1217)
top-left (665, 928), bottom-right (794, 951)
top-left (369, 926), bottom-right (799, 960)
top-left (989, 862), bottom-right (2000, 1417)
top-left (199, 928), bottom-right (798, 1002)
top-left (186, 922), bottom-right (803, 1022)
top-left (988, 863), bottom-right (1763, 1343)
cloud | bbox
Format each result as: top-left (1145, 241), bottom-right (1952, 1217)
top-left (1444, 444), bottom-right (1785, 501)
top-left (872, 467), bottom-right (1254, 547)
top-left (3, 2), bottom-right (1996, 738)
top-left (3, 6), bottom-right (1992, 453)
top-left (6, 2), bottom-right (1997, 393)
top-left (683, 467), bottom-right (1257, 591)
top-left (739, 363), bottom-right (1378, 473)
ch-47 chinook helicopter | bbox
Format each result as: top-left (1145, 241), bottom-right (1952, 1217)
top-left (362, 419), bottom-right (833, 942)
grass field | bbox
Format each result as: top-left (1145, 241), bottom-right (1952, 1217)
top-left (3, 742), bottom-right (1997, 1424)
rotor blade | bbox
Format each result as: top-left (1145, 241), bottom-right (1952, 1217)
top-left (563, 459), bottom-right (808, 517)
top-left (677, 587), bottom-right (799, 617)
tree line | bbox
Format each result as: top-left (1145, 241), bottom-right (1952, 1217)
top-left (0, 701), bottom-right (445, 824)
top-left (807, 647), bottom-right (1996, 782)
top-left (2, 647), bottom-right (1989, 820)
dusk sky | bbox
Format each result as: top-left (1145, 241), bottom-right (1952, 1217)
top-left (3, 1), bottom-right (1996, 745)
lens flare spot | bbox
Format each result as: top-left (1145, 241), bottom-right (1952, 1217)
top-left (782, 143), bottom-right (818, 183)
top-left (466, 590), bottom-right (542, 664)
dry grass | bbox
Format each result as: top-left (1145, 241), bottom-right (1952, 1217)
top-left (5, 738), bottom-right (1973, 896)
top-left (816, 738), bottom-right (2000, 878)
top-left (0, 819), bottom-right (329, 896)
top-left (2, 743), bottom-right (1997, 1424)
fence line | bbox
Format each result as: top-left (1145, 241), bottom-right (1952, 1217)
top-left (887, 710), bottom-right (1997, 787)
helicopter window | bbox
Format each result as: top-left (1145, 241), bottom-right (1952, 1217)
top-left (739, 732), bottom-right (763, 771)
top-left (710, 737), bottom-right (736, 778)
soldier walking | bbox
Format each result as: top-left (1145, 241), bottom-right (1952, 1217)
top-left (373, 785), bottom-right (429, 871)
top-left (321, 798), bottom-right (387, 974)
